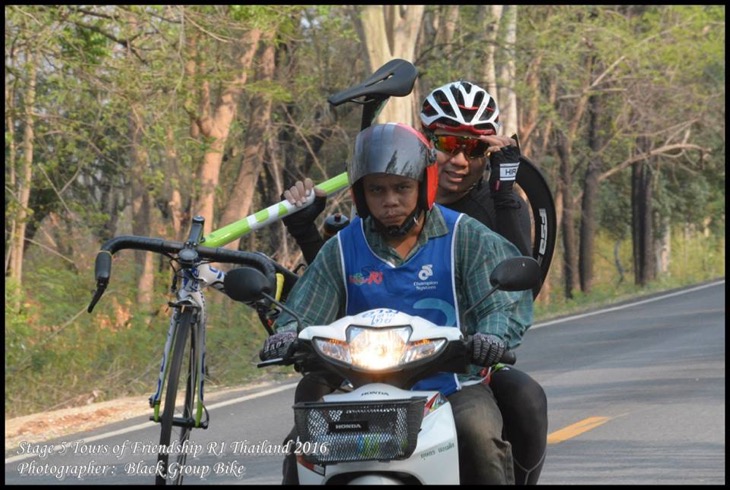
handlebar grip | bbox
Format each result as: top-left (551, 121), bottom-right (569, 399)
top-left (88, 250), bottom-right (113, 313)
top-left (500, 349), bottom-right (516, 366)
top-left (94, 250), bottom-right (113, 284)
top-left (464, 335), bottom-right (517, 367)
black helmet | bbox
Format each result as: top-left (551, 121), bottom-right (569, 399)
top-left (348, 122), bottom-right (438, 219)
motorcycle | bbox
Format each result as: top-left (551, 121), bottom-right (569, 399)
top-left (224, 256), bottom-right (541, 485)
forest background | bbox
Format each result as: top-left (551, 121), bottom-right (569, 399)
top-left (5, 5), bottom-right (725, 418)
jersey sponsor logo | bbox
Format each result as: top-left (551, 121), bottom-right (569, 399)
top-left (348, 270), bottom-right (383, 286)
top-left (414, 264), bottom-right (438, 291)
top-left (418, 264), bottom-right (434, 281)
top-left (499, 162), bottom-right (519, 181)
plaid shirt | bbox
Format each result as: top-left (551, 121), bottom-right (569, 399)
top-left (275, 205), bottom-right (533, 350)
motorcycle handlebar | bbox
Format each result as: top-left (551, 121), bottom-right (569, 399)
top-left (255, 336), bottom-right (516, 369)
top-left (463, 336), bottom-right (517, 366)
top-left (500, 349), bottom-right (517, 365)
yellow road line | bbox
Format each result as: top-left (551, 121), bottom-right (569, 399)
top-left (547, 416), bottom-right (611, 444)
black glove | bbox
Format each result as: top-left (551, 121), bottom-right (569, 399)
top-left (259, 331), bottom-right (297, 361)
top-left (282, 194), bottom-right (327, 238)
top-left (470, 333), bottom-right (506, 367)
top-left (489, 145), bottom-right (521, 193)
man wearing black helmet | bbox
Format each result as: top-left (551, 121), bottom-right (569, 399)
top-left (283, 81), bottom-right (547, 485)
top-left (264, 122), bottom-right (532, 484)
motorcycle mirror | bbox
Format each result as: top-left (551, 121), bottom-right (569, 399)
top-left (462, 256), bottom-right (542, 321)
top-left (224, 266), bottom-right (273, 303)
top-left (489, 256), bottom-right (542, 292)
top-left (225, 266), bottom-right (306, 334)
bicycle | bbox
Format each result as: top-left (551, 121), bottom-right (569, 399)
top-left (87, 215), bottom-right (296, 484)
top-left (86, 59), bottom-right (420, 485)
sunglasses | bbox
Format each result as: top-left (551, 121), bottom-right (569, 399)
top-left (433, 135), bottom-right (490, 159)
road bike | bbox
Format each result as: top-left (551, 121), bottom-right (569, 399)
top-left (87, 215), bottom-right (297, 484)
top-left (86, 59), bottom-right (419, 485)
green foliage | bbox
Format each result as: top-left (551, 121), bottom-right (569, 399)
top-left (58, 25), bottom-right (111, 65)
top-left (5, 278), bottom-right (32, 373)
top-left (597, 176), bottom-right (631, 240)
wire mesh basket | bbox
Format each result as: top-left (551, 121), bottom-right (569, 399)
top-left (293, 397), bottom-right (426, 464)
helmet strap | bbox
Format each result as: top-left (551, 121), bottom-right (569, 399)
top-left (370, 207), bottom-right (423, 237)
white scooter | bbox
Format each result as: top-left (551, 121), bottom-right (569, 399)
top-left (225, 256), bottom-right (540, 485)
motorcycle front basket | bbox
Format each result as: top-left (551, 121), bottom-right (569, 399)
top-left (293, 397), bottom-right (426, 464)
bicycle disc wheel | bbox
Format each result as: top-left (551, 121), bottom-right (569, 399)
top-left (156, 308), bottom-right (198, 485)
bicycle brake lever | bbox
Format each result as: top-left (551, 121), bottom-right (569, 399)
top-left (89, 249), bottom-right (113, 313)
top-left (87, 282), bottom-right (106, 313)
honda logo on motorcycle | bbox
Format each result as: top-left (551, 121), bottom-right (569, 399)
top-left (329, 421), bottom-right (369, 432)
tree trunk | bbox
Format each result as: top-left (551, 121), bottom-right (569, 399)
top-left (191, 28), bottom-right (263, 236)
top-left (656, 215), bottom-right (670, 275)
top-left (497, 5), bottom-right (518, 137)
top-left (357, 5), bottom-right (425, 126)
top-left (519, 51), bottom-right (544, 154)
top-left (553, 49), bottom-right (591, 300)
top-left (5, 64), bottom-right (18, 277)
top-left (556, 134), bottom-right (577, 299)
top-left (632, 158), bottom-right (655, 286)
top-left (579, 90), bottom-right (602, 293)
top-left (129, 106), bottom-right (155, 310)
top-left (8, 50), bottom-right (37, 289)
top-left (435, 6), bottom-right (459, 47)
top-left (266, 132), bottom-right (290, 262)
top-left (217, 36), bottom-right (275, 250)
top-left (479, 5), bottom-right (503, 97)
top-left (165, 126), bottom-right (185, 241)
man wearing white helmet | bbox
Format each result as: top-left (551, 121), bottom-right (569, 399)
top-left (419, 81), bottom-right (547, 485)
top-left (283, 82), bottom-right (547, 485)
top-left (266, 122), bottom-right (532, 484)
top-left (419, 80), bottom-right (531, 256)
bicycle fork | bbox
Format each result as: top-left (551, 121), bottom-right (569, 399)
top-left (149, 301), bottom-right (209, 429)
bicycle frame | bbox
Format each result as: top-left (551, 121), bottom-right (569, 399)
top-left (149, 260), bottom-right (224, 428)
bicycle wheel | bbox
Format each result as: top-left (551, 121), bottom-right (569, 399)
top-left (156, 307), bottom-right (198, 485)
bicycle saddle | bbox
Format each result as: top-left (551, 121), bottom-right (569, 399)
top-left (328, 59), bottom-right (417, 106)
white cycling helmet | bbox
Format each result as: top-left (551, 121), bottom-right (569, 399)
top-left (420, 81), bottom-right (501, 136)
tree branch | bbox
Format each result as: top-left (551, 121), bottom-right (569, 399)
top-left (599, 143), bottom-right (710, 182)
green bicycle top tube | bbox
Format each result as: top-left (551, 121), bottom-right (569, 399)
top-left (201, 172), bottom-right (350, 248)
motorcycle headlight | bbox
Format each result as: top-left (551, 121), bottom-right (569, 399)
top-left (313, 326), bottom-right (447, 371)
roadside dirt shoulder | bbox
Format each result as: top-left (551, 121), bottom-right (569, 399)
top-left (4, 383), bottom-right (275, 454)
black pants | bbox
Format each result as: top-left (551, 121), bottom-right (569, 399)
top-left (489, 366), bottom-right (548, 485)
top-left (282, 368), bottom-right (547, 485)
